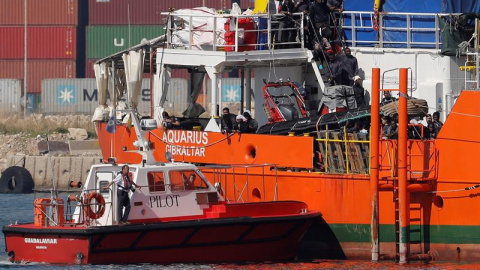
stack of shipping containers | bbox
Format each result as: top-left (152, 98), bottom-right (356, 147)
top-left (85, 0), bottom-right (252, 77)
top-left (1, 0), bottom-right (253, 114)
top-left (85, 0), bottom-right (253, 115)
top-left (0, 0), bottom-right (85, 112)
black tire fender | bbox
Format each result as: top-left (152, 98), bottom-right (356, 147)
top-left (0, 166), bottom-right (34, 193)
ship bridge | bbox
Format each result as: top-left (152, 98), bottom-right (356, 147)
top-left (154, 9), bottom-right (326, 127)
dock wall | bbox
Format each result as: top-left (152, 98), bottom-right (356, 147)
top-left (8, 154), bottom-right (101, 189)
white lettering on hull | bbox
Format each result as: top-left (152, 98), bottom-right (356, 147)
top-left (149, 195), bottom-right (180, 208)
top-left (165, 145), bottom-right (205, 157)
top-left (25, 238), bottom-right (58, 244)
top-left (163, 130), bottom-right (208, 157)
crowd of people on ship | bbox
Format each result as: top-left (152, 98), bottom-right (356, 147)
top-left (264, 0), bottom-right (362, 88)
top-left (340, 110), bottom-right (443, 141)
top-left (221, 107), bottom-right (259, 133)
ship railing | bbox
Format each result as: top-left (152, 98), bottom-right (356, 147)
top-left (33, 189), bottom-right (76, 227)
top-left (163, 11), bottom-right (305, 52)
top-left (342, 11), bottom-right (459, 49)
top-left (199, 163), bottom-right (278, 203)
top-left (464, 51), bottom-right (480, 90)
top-left (379, 139), bottom-right (438, 181)
top-left (316, 126), bottom-right (370, 175)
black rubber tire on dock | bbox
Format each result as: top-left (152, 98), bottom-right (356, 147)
top-left (0, 166), bottom-right (34, 193)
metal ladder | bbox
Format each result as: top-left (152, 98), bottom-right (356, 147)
top-left (464, 51), bottom-right (480, 90)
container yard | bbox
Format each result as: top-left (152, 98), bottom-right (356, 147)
top-left (0, 0), bottom-right (79, 25)
top-left (40, 78), bottom-right (188, 115)
top-left (0, 60), bottom-right (75, 94)
top-left (88, 0), bottom-right (252, 25)
top-left (86, 25), bottom-right (165, 59)
top-left (0, 27), bottom-right (76, 59)
top-left (3, 0), bottom-right (480, 268)
top-left (1, 0), bottom-right (250, 111)
top-left (0, 79), bottom-right (22, 113)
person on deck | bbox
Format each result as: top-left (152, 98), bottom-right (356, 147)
top-left (309, 0), bottom-right (333, 41)
top-left (381, 91), bottom-right (396, 105)
top-left (243, 110), bottom-right (258, 133)
top-left (432, 111), bottom-right (443, 134)
top-left (279, 0), bottom-right (298, 48)
top-left (352, 75), bottom-right (366, 108)
top-left (162, 111), bottom-right (180, 129)
top-left (340, 47), bottom-right (358, 86)
top-left (235, 114), bottom-right (249, 133)
top-left (427, 122), bottom-right (437, 139)
top-left (104, 165), bottom-right (141, 225)
top-left (296, 0), bottom-right (311, 48)
top-left (325, 52), bottom-right (345, 85)
top-left (221, 107), bottom-right (237, 133)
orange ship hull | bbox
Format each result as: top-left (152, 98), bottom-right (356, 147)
top-left (96, 90), bottom-right (480, 261)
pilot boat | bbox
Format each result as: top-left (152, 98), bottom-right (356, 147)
top-left (2, 159), bottom-right (320, 265)
top-left (2, 110), bottom-right (320, 264)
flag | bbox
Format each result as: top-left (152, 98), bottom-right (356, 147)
top-left (125, 115), bottom-right (133, 133)
top-left (106, 115), bottom-right (116, 134)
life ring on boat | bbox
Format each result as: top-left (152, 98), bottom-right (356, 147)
top-left (83, 192), bottom-right (105, 220)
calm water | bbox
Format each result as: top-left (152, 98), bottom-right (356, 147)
top-left (0, 194), bottom-right (478, 270)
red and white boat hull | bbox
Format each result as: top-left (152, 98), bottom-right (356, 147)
top-left (4, 208), bottom-right (319, 264)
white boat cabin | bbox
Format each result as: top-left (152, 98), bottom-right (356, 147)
top-left (72, 162), bottom-right (224, 226)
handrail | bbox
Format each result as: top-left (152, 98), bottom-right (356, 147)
top-left (199, 163), bottom-right (278, 202)
top-left (341, 11), bottom-right (460, 49)
top-left (164, 12), bottom-right (305, 51)
top-left (316, 129), bottom-right (370, 175)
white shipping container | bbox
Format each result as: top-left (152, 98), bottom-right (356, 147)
top-left (41, 78), bottom-right (188, 115)
top-left (0, 79), bottom-right (22, 113)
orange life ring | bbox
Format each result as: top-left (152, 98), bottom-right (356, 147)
top-left (84, 192), bottom-right (105, 220)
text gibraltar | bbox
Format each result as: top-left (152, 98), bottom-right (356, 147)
top-left (163, 130), bottom-right (208, 157)
top-left (25, 238), bottom-right (58, 244)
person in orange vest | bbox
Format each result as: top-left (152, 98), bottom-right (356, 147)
top-left (104, 165), bottom-right (141, 224)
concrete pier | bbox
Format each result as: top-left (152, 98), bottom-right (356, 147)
top-left (8, 154), bottom-right (101, 190)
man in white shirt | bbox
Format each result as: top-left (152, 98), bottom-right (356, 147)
top-left (104, 165), bottom-right (141, 224)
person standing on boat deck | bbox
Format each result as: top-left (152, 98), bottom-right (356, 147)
top-left (340, 48), bottom-right (358, 86)
top-left (243, 110), bottom-right (258, 133)
top-left (296, 0), bottom-right (311, 48)
top-left (325, 52), bottom-right (344, 85)
top-left (432, 111), bottom-right (443, 134)
top-left (162, 111), bottom-right (180, 129)
top-left (352, 75), bottom-right (366, 108)
top-left (309, 0), bottom-right (333, 41)
top-left (235, 114), bottom-right (249, 133)
top-left (427, 122), bottom-right (437, 139)
top-left (221, 107), bottom-right (237, 133)
top-left (279, 0), bottom-right (297, 48)
top-left (104, 165), bottom-right (141, 224)
top-left (381, 91), bottom-right (396, 105)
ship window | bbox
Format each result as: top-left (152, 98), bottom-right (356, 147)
top-left (147, 171), bottom-right (166, 192)
top-left (169, 170), bottom-right (208, 192)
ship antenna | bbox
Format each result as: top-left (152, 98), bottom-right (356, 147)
top-left (128, 4), bottom-right (131, 48)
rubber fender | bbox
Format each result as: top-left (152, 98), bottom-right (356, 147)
top-left (0, 166), bottom-right (34, 193)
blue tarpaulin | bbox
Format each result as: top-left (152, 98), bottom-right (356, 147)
top-left (345, 0), bottom-right (480, 14)
top-left (344, 0), bottom-right (375, 11)
top-left (383, 0), bottom-right (442, 13)
top-left (443, 0), bottom-right (480, 13)
top-left (381, 0), bottom-right (442, 48)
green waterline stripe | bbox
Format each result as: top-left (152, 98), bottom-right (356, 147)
top-left (329, 224), bottom-right (480, 244)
